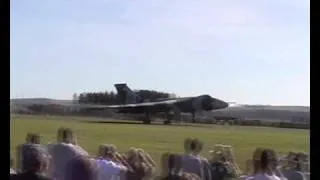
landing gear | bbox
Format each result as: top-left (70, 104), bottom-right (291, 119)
top-left (164, 112), bottom-right (173, 125)
top-left (164, 106), bottom-right (181, 125)
top-left (191, 112), bottom-right (196, 123)
top-left (143, 112), bottom-right (152, 124)
top-left (164, 120), bottom-right (171, 125)
top-left (143, 118), bottom-right (151, 124)
top-left (142, 107), bottom-right (182, 125)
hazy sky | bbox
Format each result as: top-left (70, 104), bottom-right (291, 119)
top-left (10, 0), bottom-right (310, 106)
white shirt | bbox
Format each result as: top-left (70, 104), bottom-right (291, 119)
top-left (47, 142), bottom-right (87, 180)
top-left (96, 159), bottom-right (128, 180)
top-left (10, 168), bottom-right (16, 174)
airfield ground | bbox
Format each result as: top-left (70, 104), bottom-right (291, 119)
top-left (10, 115), bottom-right (309, 171)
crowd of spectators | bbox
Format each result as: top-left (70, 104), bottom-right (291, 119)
top-left (10, 128), bottom-right (309, 180)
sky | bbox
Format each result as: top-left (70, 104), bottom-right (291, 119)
top-left (10, 0), bottom-right (310, 106)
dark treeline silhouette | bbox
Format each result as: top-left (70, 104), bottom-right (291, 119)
top-left (78, 91), bottom-right (119, 105)
top-left (77, 90), bottom-right (177, 105)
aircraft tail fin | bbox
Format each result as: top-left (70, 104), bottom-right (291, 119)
top-left (114, 83), bottom-right (141, 104)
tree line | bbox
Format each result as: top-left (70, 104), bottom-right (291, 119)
top-left (74, 90), bottom-right (177, 104)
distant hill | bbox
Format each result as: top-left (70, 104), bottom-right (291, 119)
top-left (10, 98), bottom-right (74, 106)
top-left (207, 105), bottom-right (309, 124)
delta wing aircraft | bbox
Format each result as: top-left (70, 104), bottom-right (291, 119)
top-left (83, 83), bottom-right (229, 124)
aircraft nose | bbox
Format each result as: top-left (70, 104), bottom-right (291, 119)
top-left (212, 99), bottom-right (229, 109)
top-left (220, 100), bottom-right (229, 108)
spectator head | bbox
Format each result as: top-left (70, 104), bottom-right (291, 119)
top-left (267, 149), bottom-right (280, 171)
top-left (193, 139), bottom-right (204, 155)
top-left (109, 144), bottom-right (116, 152)
top-left (291, 155), bottom-right (302, 171)
top-left (61, 128), bottom-right (74, 144)
top-left (160, 152), bottom-right (182, 177)
top-left (210, 150), bottom-right (225, 162)
top-left (296, 152), bottom-right (308, 162)
top-left (223, 146), bottom-right (236, 162)
top-left (57, 127), bottom-right (65, 142)
top-left (190, 138), bottom-right (199, 153)
top-left (127, 147), bottom-right (140, 162)
top-left (98, 144), bottom-right (116, 159)
top-left (136, 148), bottom-right (144, 155)
top-left (210, 144), bottom-right (229, 162)
top-left (25, 133), bottom-right (41, 144)
top-left (260, 149), bottom-right (278, 174)
top-left (287, 151), bottom-right (296, 160)
top-left (65, 156), bottom-right (97, 180)
top-left (292, 152), bottom-right (308, 171)
top-left (136, 148), bottom-right (157, 168)
top-left (136, 148), bottom-right (148, 163)
top-left (184, 138), bottom-right (192, 153)
top-left (136, 148), bottom-right (153, 165)
top-left (23, 146), bottom-right (50, 173)
top-left (136, 148), bottom-right (144, 153)
top-left (298, 152), bottom-right (309, 171)
top-left (252, 148), bottom-right (264, 174)
top-left (98, 144), bottom-right (106, 157)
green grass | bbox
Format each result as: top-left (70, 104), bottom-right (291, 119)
top-left (10, 115), bottom-right (309, 171)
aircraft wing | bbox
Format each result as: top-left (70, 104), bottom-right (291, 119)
top-left (79, 99), bottom-right (185, 113)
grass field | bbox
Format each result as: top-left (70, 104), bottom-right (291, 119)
top-left (10, 115), bottom-right (309, 171)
